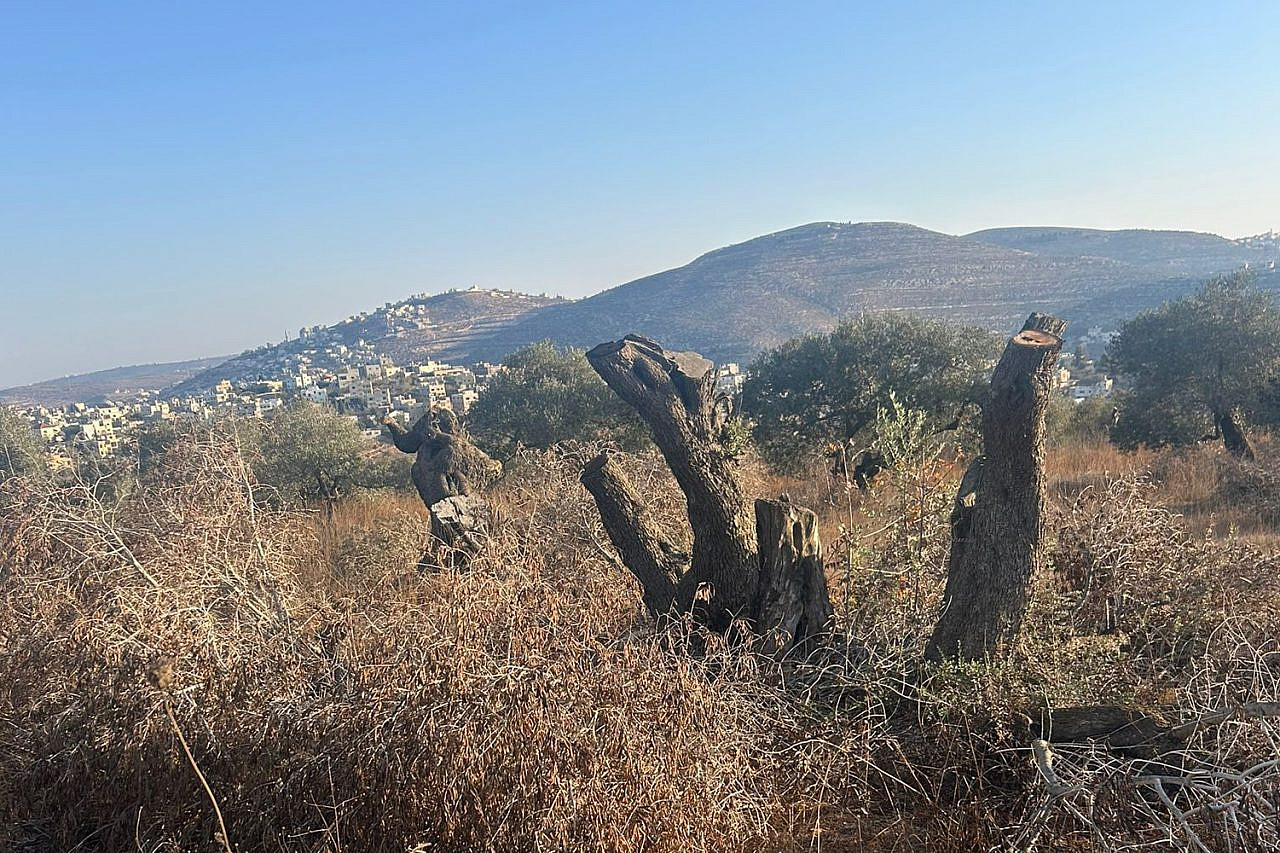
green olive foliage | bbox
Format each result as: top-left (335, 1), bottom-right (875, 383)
top-left (467, 342), bottom-right (647, 459)
top-left (0, 406), bottom-right (47, 481)
top-left (742, 313), bottom-right (1001, 471)
top-left (1106, 271), bottom-right (1280, 451)
top-left (241, 403), bottom-right (406, 505)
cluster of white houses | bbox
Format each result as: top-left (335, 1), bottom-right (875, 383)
top-left (16, 352), bottom-right (505, 467)
top-left (16, 346), bottom-right (752, 468)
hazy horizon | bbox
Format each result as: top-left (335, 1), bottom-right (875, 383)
top-left (3, 2), bottom-right (1278, 388)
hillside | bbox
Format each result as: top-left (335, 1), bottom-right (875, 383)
top-left (965, 226), bottom-right (1268, 277)
top-left (167, 289), bottom-right (562, 395)
top-left (0, 357), bottom-right (229, 407)
top-left (473, 222), bottom-right (1223, 364)
top-left (40, 221), bottom-right (1280, 400)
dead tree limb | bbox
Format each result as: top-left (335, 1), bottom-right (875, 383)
top-left (586, 335), bottom-right (758, 628)
top-left (580, 451), bottom-right (683, 617)
top-left (926, 312), bottom-right (1067, 661)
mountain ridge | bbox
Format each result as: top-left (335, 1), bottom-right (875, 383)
top-left (9, 221), bottom-right (1279, 402)
top-left (0, 357), bottom-right (230, 407)
top-left (468, 221), bottom-right (1173, 363)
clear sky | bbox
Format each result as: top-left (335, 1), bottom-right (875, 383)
top-left (2, 1), bottom-right (1278, 388)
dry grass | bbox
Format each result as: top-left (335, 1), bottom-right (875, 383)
top-left (1048, 434), bottom-right (1280, 545)
top-left (1, 431), bottom-right (1278, 851)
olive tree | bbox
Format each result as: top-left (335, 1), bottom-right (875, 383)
top-left (742, 313), bottom-right (1001, 472)
top-left (242, 403), bottom-right (405, 504)
top-left (467, 341), bottom-right (647, 459)
top-left (0, 406), bottom-right (47, 481)
top-left (1106, 271), bottom-right (1280, 459)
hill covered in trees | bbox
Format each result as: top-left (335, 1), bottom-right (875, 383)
top-left (964, 226), bottom-right (1270, 276)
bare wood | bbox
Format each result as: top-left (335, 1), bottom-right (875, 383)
top-left (586, 335), bottom-right (758, 627)
top-left (427, 494), bottom-right (490, 567)
top-left (926, 312), bottom-right (1066, 661)
top-left (580, 451), bottom-right (684, 616)
top-left (753, 497), bottom-right (834, 656)
top-left (1031, 739), bottom-right (1075, 796)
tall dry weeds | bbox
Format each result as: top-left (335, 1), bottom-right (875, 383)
top-left (1, 432), bottom-right (1277, 851)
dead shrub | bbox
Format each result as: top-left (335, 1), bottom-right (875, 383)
top-left (1, 432), bottom-right (1278, 851)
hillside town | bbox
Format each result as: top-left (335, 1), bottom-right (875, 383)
top-left (11, 342), bottom-right (753, 469)
top-left (9, 321), bottom-right (1119, 469)
top-left (14, 346), bottom-right (497, 468)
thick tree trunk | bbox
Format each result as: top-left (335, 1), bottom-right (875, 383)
top-left (583, 335), bottom-right (834, 654)
top-left (926, 313), bottom-right (1067, 662)
top-left (586, 335), bottom-right (758, 628)
top-left (385, 410), bottom-right (501, 508)
top-left (754, 497), bottom-right (834, 656)
top-left (384, 410), bottom-right (501, 567)
top-left (428, 494), bottom-right (491, 566)
top-left (580, 451), bottom-right (684, 617)
top-left (1215, 408), bottom-right (1256, 460)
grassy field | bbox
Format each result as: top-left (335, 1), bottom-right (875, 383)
top-left (1, 433), bottom-right (1277, 851)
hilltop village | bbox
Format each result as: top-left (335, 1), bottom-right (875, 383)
top-left (13, 331), bottom-right (751, 469)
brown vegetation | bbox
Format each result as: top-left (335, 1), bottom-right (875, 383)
top-left (1, 425), bottom-right (1278, 851)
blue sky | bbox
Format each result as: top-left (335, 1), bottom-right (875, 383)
top-left (2, 1), bottom-right (1278, 388)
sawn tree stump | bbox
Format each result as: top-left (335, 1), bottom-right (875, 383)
top-left (926, 313), bottom-right (1067, 662)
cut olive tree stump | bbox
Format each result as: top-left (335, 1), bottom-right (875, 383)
top-left (582, 335), bottom-right (833, 654)
top-left (384, 408), bottom-right (501, 565)
top-left (427, 494), bottom-right (492, 568)
top-left (753, 496), bottom-right (833, 657)
top-left (926, 313), bottom-right (1067, 662)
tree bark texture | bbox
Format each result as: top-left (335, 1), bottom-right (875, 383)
top-left (586, 335), bottom-right (758, 628)
top-left (580, 451), bottom-right (683, 617)
top-left (926, 312), bottom-right (1067, 662)
top-left (753, 497), bottom-right (834, 656)
top-left (427, 494), bottom-right (491, 567)
top-left (384, 409), bottom-right (501, 508)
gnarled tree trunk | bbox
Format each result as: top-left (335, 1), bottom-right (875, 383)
top-left (384, 408), bottom-right (501, 564)
top-left (583, 335), bottom-right (833, 653)
top-left (586, 335), bottom-right (758, 629)
top-left (1214, 407), bottom-right (1256, 460)
top-left (926, 313), bottom-right (1067, 662)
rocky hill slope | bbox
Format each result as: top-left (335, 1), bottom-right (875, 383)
top-left (0, 357), bottom-right (229, 407)
top-left (475, 221), bottom-right (1274, 363)
top-left (28, 221), bottom-right (1277, 400)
